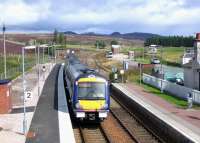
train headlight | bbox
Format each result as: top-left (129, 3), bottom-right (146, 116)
top-left (101, 103), bottom-right (108, 109)
top-left (75, 102), bottom-right (83, 109)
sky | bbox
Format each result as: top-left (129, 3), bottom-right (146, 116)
top-left (0, 0), bottom-right (200, 35)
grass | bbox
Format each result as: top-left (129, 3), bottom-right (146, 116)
top-left (121, 46), bottom-right (144, 53)
top-left (134, 57), bottom-right (150, 64)
top-left (141, 83), bottom-right (188, 108)
top-left (0, 54), bottom-right (49, 80)
top-left (121, 46), bottom-right (185, 67)
top-left (123, 67), bottom-right (200, 108)
top-left (141, 83), bottom-right (200, 109)
top-left (162, 47), bottom-right (184, 63)
top-left (61, 44), bottom-right (105, 52)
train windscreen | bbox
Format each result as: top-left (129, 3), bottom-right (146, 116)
top-left (78, 82), bottom-right (105, 99)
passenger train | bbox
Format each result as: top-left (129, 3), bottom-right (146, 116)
top-left (64, 53), bottom-right (110, 121)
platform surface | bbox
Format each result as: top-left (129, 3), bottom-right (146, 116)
top-left (112, 83), bottom-right (200, 143)
top-left (26, 64), bottom-right (75, 143)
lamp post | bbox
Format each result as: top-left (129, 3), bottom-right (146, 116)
top-left (139, 63), bottom-right (142, 85)
top-left (42, 46), bottom-right (44, 64)
top-left (37, 45), bottom-right (40, 96)
top-left (3, 24), bottom-right (6, 78)
top-left (22, 47), bottom-right (26, 134)
top-left (34, 40), bottom-right (37, 66)
top-left (160, 46), bottom-right (163, 93)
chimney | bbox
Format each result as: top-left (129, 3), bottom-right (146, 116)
top-left (194, 33), bottom-right (200, 64)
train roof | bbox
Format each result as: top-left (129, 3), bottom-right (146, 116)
top-left (66, 54), bottom-right (103, 80)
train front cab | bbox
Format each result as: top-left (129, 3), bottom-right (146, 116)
top-left (73, 76), bottom-right (110, 121)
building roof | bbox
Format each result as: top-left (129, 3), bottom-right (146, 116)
top-left (183, 53), bottom-right (194, 58)
top-left (111, 45), bottom-right (120, 48)
top-left (149, 44), bottom-right (159, 47)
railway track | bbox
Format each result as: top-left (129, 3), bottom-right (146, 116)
top-left (72, 96), bottom-right (162, 143)
top-left (110, 96), bottom-right (162, 143)
top-left (71, 54), bottom-right (164, 143)
top-left (73, 122), bottom-right (108, 143)
top-left (73, 115), bottom-right (137, 143)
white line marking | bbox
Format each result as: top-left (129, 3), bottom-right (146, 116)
top-left (58, 66), bottom-right (75, 143)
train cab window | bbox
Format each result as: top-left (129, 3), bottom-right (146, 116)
top-left (78, 82), bottom-right (105, 99)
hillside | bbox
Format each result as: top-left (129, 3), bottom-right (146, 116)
top-left (64, 31), bottom-right (159, 40)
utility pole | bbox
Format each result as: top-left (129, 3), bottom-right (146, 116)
top-left (22, 47), bottom-right (27, 134)
top-left (160, 46), bottom-right (163, 93)
top-left (37, 45), bottom-right (40, 96)
top-left (43, 46), bottom-right (44, 64)
top-left (3, 23), bottom-right (6, 78)
top-left (143, 46), bottom-right (145, 61)
top-left (34, 40), bottom-right (37, 66)
top-left (140, 63), bottom-right (142, 85)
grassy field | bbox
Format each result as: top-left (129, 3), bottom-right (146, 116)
top-left (0, 54), bottom-right (49, 79)
top-left (121, 46), bottom-right (185, 66)
top-left (121, 46), bottom-right (144, 53)
top-left (162, 47), bottom-right (184, 61)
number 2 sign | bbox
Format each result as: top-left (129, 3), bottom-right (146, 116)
top-left (25, 90), bottom-right (33, 101)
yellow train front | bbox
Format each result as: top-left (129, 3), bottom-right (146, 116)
top-left (64, 54), bottom-right (110, 121)
top-left (73, 75), bottom-right (109, 121)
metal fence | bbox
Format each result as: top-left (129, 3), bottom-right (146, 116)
top-left (0, 62), bottom-right (36, 80)
top-left (0, 53), bottom-right (50, 80)
top-left (143, 73), bottom-right (200, 104)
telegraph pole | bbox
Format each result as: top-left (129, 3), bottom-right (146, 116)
top-left (160, 46), bottom-right (163, 93)
top-left (3, 23), bottom-right (6, 78)
top-left (22, 47), bottom-right (27, 134)
top-left (37, 45), bottom-right (40, 96)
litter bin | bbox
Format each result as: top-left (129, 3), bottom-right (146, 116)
top-left (0, 79), bottom-right (12, 114)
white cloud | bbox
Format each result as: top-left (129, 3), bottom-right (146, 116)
top-left (0, 0), bottom-right (50, 25)
top-left (1, 0), bottom-right (200, 35)
top-left (59, 0), bottom-right (200, 26)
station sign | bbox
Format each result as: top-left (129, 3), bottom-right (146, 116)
top-left (25, 90), bottom-right (33, 101)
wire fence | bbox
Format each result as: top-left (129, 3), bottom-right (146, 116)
top-left (0, 62), bottom-right (36, 80)
top-left (0, 54), bottom-right (50, 80)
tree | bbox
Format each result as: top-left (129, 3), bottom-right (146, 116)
top-left (145, 36), bottom-right (194, 47)
top-left (95, 40), bottom-right (106, 49)
top-left (110, 40), bottom-right (118, 45)
top-left (59, 33), bottom-right (65, 45)
top-left (53, 29), bottom-right (59, 44)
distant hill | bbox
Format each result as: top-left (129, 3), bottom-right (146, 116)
top-left (64, 31), bottom-right (77, 35)
top-left (110, 32), bottom-right (159, 40)
top-left (80, 32), bottom-right (105, 36)
top-left (63, 31), bottom-right (159, 40)
top-left (110, 32), bottom-right (121, 37)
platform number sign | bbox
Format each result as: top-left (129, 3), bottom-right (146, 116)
top-left (25, 90), bottom-right (32, 101)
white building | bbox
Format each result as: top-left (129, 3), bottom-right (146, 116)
top-left (182, 53), bottom-right (194, 65)
top-left (183, 33), bottom-right (200, 90)
top-left (182, 48), bottom-right (194, 65)
top-left (111, 45), bottom-right (121, 54)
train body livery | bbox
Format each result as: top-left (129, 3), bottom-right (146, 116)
top-left (64, 54), bottom-right (110, 120)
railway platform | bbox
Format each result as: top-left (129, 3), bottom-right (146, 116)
top-left (26, 64), bottom-right (75, 143)
top-left (112, 83), bottom-right (200, 143)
